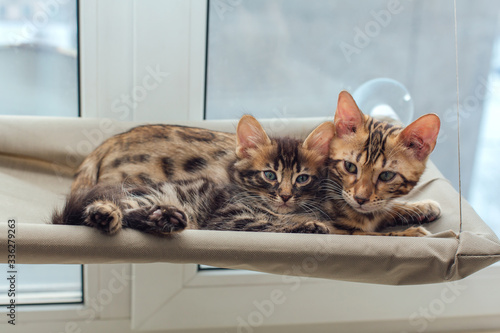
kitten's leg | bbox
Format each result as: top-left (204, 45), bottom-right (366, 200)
top-left (334, 200), bottom-right (439, 237)
top-left (284, 221), bottom-right (331, 234)
top-left (203, 211), bottom-right (331, 234)
top-left (349, 226), bottom-right (431, 237)
top-left (388, 200), bottom-right (441, 225)
top-left (84, 200), bottom-right (123, 235)
top-left (230, 220), bottom-right (331, 234)
top-left (123, 205), bottom-right (188, 235)
top-left (118, 182), bottom-right (190, 235)
top-left (246, 214), bottom-right (331, 234)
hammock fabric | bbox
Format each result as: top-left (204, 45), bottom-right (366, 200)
top-left (0, 116), bottom-right (499, 285)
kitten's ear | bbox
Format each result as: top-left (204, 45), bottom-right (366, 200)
top-left (334, 91), bottom-right (365, 138)
top-left (236, 115), bottom-right (271, 158)
top-left (303, 122), bottom-right (335, 159)
top-left (398, 114), bottom-right (441, 161)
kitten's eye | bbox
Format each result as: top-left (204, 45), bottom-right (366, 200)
top-left (379, 171), bottom-right (396, 182)
top-left (296, 174), bottom-right (310, 184)
top-left (263, 171), bottom-right (277, 181)
top-left (344, 161), bottom-right (357, 174)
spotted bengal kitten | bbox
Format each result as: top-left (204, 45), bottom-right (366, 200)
top-left (53, 115), bottom-right (337, 235)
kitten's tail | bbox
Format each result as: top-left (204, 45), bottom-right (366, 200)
top-left (51, 189), bottom-right (91, 226)
top-left (51, 185), bottom-right (121, 226)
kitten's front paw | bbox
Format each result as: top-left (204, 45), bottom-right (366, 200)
top-left (415, 200), bottom-right (441, 223)
top-left (394, 226), bottom-right (431, 237)
top-left (85, 201), bottom-right (123, 234)
top-left (291, 221), bottom-right (330, 234)
top-left (148, 205), bottom-right (188, 234)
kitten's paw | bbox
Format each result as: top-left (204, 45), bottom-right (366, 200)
top-left (291, 221), bottom-right (330, 234)
top-left (85, 201), bottom-right (123, 234)
top-left (415, 200), bottom-right (441, 223)
top-left (392, 226), bottom-right (431, 237)
top-left (148, 205), bottom-right (188, 234)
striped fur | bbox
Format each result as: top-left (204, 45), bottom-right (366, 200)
top-left (323, 91), bottom-right (441, 234)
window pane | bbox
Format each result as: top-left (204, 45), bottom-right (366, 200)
top-left (0, 0), bottom-right (82, 305)
top-left (205, 0), bottom-right (500, 237)
top-left (0, 0), bottom-right (78, 117)
top-left (463, 2), bottom-right (500, 237)
top-left (0, 264), bottom-right (83, 305)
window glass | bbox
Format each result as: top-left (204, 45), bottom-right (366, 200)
top-left (0, 265), bottom-right (82, 305)
top-left (205, 0), bottom-right (500, 236)
top-left (462, 1), bottom-right (500, 236)
top-left (0, 0), bottom-right (82, 305)
top-left (0, 0), bottom-right (78, 117)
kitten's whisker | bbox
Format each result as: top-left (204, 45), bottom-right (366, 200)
top-left (323, 193), bottom-right (344, 201)
top-left (299, 201), bottom-right (332, 221)
top-left (390, 202), bottom-right (428, 225)
top-left (319, 179), bottom-right (343, 193)
top-left (298, 203), bottom-right (319, 220)
top-left (385, 205), bottom-right (410, 225)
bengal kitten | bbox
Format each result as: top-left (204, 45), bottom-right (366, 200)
top-left (320, 91), bottom-right (442, 236)
top-left (53, 116), bottom-right (336, 235)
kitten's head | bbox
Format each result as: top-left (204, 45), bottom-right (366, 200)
top-left (234, 115), bottom-right (334, 214)
top-left (329, 91), bottom-right (440, 214)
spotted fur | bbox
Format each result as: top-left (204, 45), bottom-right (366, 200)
top-left (70, 124), bottom-right (236, 193)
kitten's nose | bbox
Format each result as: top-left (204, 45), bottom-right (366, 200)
top-left (280, 194), bottom-right (292, 202)
top-left (354, 196), bottom-right (369, 206)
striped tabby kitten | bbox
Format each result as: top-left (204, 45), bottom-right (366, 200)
top-left (322, 91), bottom-right (441, 236)
top-left (53, 116), bottom-right (336, 235)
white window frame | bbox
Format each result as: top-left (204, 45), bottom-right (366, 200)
top-left (0, 264), bottom-right (132, 332)
top-left (80, 0), bottom-right (206, 122)
top-left (8, 0), bottom-right (500, 332)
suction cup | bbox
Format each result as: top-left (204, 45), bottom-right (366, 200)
top-left (352, 78), bottom-right (414, 125)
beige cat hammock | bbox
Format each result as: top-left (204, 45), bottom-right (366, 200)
top-left (0, 115), bottom-right (499, 285)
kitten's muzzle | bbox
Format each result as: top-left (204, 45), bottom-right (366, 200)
top-left (354, 196), bottom-right (369, 206)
